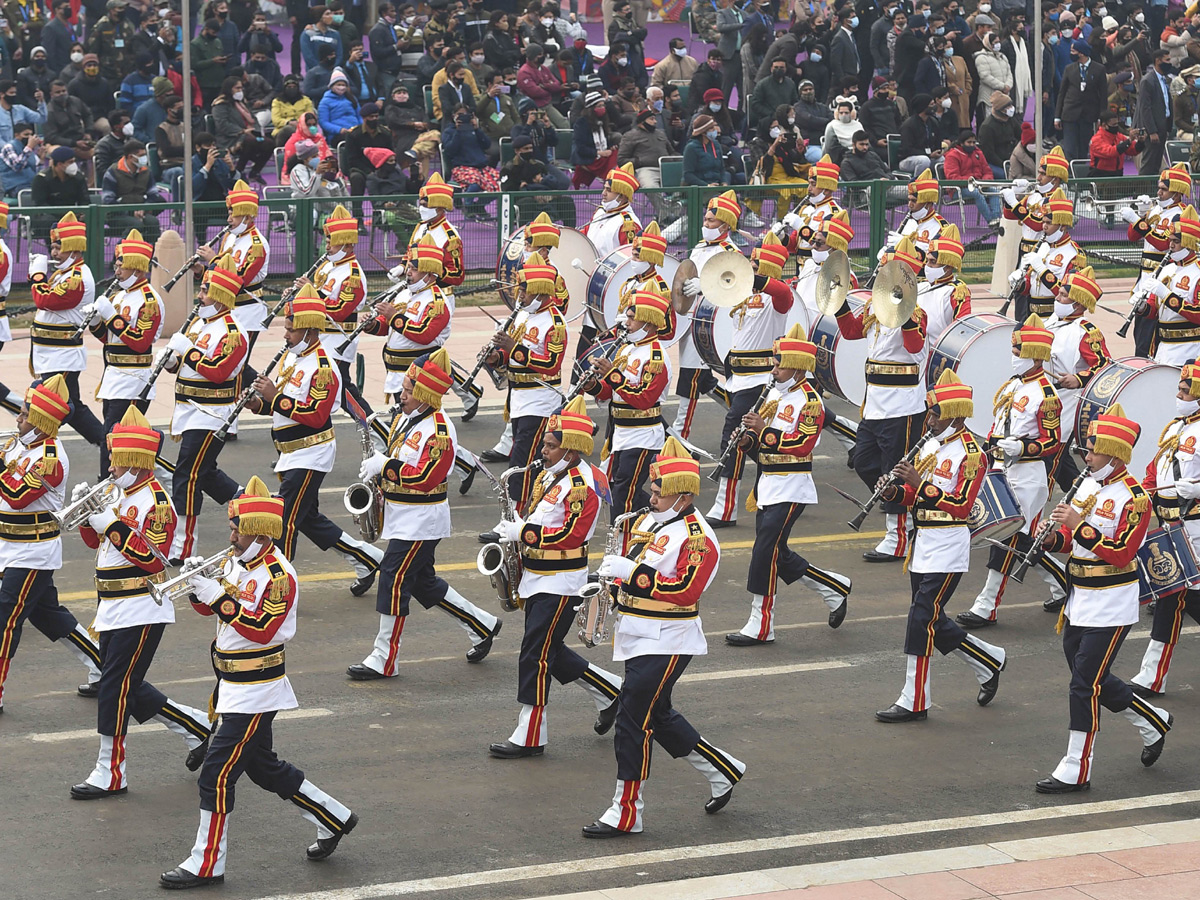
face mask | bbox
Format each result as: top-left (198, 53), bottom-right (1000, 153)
top-left (674, 47), bottom-right (686, 57)
top-left (122, 122), bottom-right (135, 137)
top-left (136, 153), bottom-right (148, 167)
top-left (545, 456), bottom-right (569, 475)
top-left (811, 247), bottom-right (830, 263)
top-left (419, 204), bottom-right (439, 221)
top-left (55, 254), bottom-right (75, 269)
top-left (505, 79), bottom-right (517, 86)
top-left (810, 51), bottom-right (822, 62)
top-left (649, 504), bottom-right (680, 524)
top-left (924, 264), bottom-right (946, 281)
top-left (160, 6), bottom-right (170, 16)
top-left (770, 126), bottom-right (783, 138)
top-left (944, 46), bottom-right (953, 57)
top-left (1089, 460), bottom-right (1115, 482)
top-left (1049, 34), bottom-right (1058, 45)
top-left (332, 13), bottom-right (345, 23)
top-left (541, 16), bottom-right (554, 25)
top-left (931, 423), bottom-right (958, 442)
top-left (651, 98), bottom-right (663, 112)
top-left (787, 115), bottom-right (796, 125)
top-left (616, 57), bottom-right (628, 67)
top-left (1137, 12), bottom-right (1145, 22)
top-left (327, 248), bottom-right (347, 263)
top-left (706, 128), bottom-right (719, 140)
top-left (118, 272), bottom-right (139, 289)
top-left (702, 225), bottom-right (722, 240)
top-left (332, 83), bottom-right (347, 94)
top-left (631, 259), bottom-right (650, 275)
top-left (1097, 6), bottom-right (1106, 15)
top-left (18, 430), bottom-right (38, 446)
top-left (601, 197), bottom-right (620, 210)
top-left (1011, 355), bottom-right (1035, 375)
top-left (236, 540), bottom-right (264, 563)
top-left (849, 15), bottom-right (859, 27)
top-left (978, 3), bottom-right (990, 11)
top-left (942, 97), bottom-right (953, 108)
top-left (471, 54), bottom-right (484, 64)
top-left (53, 93), bottom-right (67, 106)
top-left (307, 156), bottom-right (320, 168)
top-left (32, 58), bottom-right (45, 69)
top-left (1053, 300), bottom-right (1075, 318)
top-left (1043, 225), bottom-right (1061, 242)
top-left (64, 162), bottom-right (79, 176)
top-left (708, 101), bottom-right (721, 112)
top-left (1177, 397), bottom-right (1200, 417)
top-left (837, 112), bottom-right (852, 123)
top-left (70, 51), bottom-right (83, 64)
top-left (230, 221), bottom-right (248, 235)
top-left (1172, 246), bottom-right (1191, 261)
top-left (114, 470), bottom-right (139, 489)
top-left (936, 26), bottom-right (944, 34)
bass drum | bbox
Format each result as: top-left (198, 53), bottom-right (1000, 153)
top-left (810, 289), bottom-right (868, 405)
top-left (1076, 357), bottom-right (1181, 481)
top-left (584, 247), bottom-right (683, 337)
top-left (690, 298), bottom-right (735, 372)
top-left (495, 226), bottom-right (599, 310)
top-left (926, 313), bottom-right (1015, 437)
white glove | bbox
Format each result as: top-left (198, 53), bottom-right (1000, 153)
top-left (155, 346), bottom-right (176, 367)
top-left (387, 262), bottom-right (407, 283)
top-left (181, 554), bottom-right (207, 574)
top-left (996, 437), bottom-right (1024, 459)
top-left (1011, 178), bottom-right (1030, 193)
top-left (190, 573), bottom-right (225, 606)
top-left (87, 506), bottom-right (119, 532)
top-left (496, 518), bottom-right (523, 543)
top-left (885, 230), bottom-right (903, 247)
top-left (1002, 187), bottom-right (1019, 207)
top-left (70, 481), bottom-right (92, 502)
top-left (94, 295), bottom-right (117, 321)
top-left (1007, 269), bottom-right (1025, 289)
top-left (1119, 207), bottom-right (1142, 225)
top-left (28, 253), bottom-right (48, 278)
top-left (166, 332), bottom-right (192, 356)
top-left (597, 555), bottom-right (637, 582)
top-left (682, 276), bottom-right (701, 298)
top-left (1146, 279), bottom-right (1171, 301)
top-left (77, 302), bottom-right (99, 322)
top-left (782, 211), bottom-right (803, 231)
top-left (1176, 479), bottom-right (1200, 500)
top-left (358, 451), bottom-right (388, 482)
top-left (1028, 257), bottom-right (1048, 276)
top-left (1136, 194), bottom-right (1154, 213)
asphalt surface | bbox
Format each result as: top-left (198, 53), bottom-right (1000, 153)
top-left (2, 397), bottom-right (1199, 900)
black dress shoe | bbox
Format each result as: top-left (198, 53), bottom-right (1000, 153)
top-left (594, 698), bottom-right (618, 735)
top-left (70, 782), bottom-right (127, 800)
top-left (306, 811), bottom-right (358, 860)
top-left (346, 664), bottom-right (389, 681)
top-left (705, 786), bottom-right (734, 814)
top-left (956, 610), bottom-right (996, 629)
top-left (458, 466), bottom-right (477, 495)
top-left (466, 620), bottom-right (501, 663)
top-left (488, 739), bottom-right (545, 759)
top-left (1142, 714), bottom-right (1173, 767)
top-left (725, 632), bottom-right (772, 646)
top-left (349, 570), bottom-right (376, 597)
top-left (828, 596), bottom-right (848, 629)
top-left (862, 550), bottom-right (902, 563)
top-left (708, 518), bottom-right (736, 529)
top-left (478, 530), bottom-right (500, 544)
top-left (582, 821), bottom-right (637, 838)
top-left (159, 867), bottom-right (223, 890)
top-left (185, 738), bottom-right (209, 772)
top-left (1131, 683), bottom-right (1164, 699)
top-left (1035, 775), bottom-right (1089, 794)
top-left (977, 659), bottom-right (1006, 707)
top-left (875, 703), bottom-right (927, 723)
top-left (460, 396), bottom-right (480, 423)
top-left (480, 449), bottom-right (509, 463)
top-left (1043, 596), bottom-right (1065, 613)
top-left (77, 682), bottom-right (100, 698)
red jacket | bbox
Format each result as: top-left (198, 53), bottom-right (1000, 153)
top-left (1088, 126), bottom-right (1142, 174)
top-left (943, 145), bottom-right (992, 180)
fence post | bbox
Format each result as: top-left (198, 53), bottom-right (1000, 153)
top-left (500, 192), bottom-right (511, 257)
top-left (868, 180), bottom-right (886, 261)
top-left (86, 203), bottom-right (105, 277)
top-left (295, 197), bottom-right (315, 274)
top-left (686, 186), bottom-right (701, 248)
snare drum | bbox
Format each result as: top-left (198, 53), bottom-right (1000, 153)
top-left (810, 290), bottom-right (868, 405)
top-left (495, 225), bottom-right (599, 311)
top-left (1076, 357), bottom-right (1182, 482)
top-left (576, 333), bottom-right (625, 380)
top-left (1137, 522), bottom-right (1200, 604)
top-left (585, 248), bottom-right (683, 338)
top-left (968, 470), bottom-right (1024, 549)
top-left (926, 313), bottom-right (1015, 436)
top-left (690, 298), bottom-right (735, 372)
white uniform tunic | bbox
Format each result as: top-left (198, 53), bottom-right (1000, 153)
top-left (382, 284), bottom-right (452, 395)
top-left (1044, 314), bottom-right (1108, 427)
top-left (917, 278), bottom-right (966, 345)
top-left (379, 408), bottom-right (455, 541)
top-left (31, 259), bottom-right (95, 374)
top-left (0, 237), bottom-right (13, 342)
top-left (1131, 200), bottom-right (1181, 293)
top-left (0, 436), bottom-right (67, 571)
top-left (790, 194), bottom-right (840, 255)
top-left (1152, 257), bottom-right (1200, 366)
top-left (898, 209), bottom-right (949, 258)
top-left (516, 462), bottom-right (600, 598)
top-left (507, 304), bottom-right (566, 419)
top-left (1024, 233), bottom-right (1080, 308)
top-left (1147, 414), bottom-right (1200, 551)
top-left (989, 373), bottom-right (1060, 529)
top-left (726, 286), bottom-right (789, 394)
top-left (906, 431), bottom-right (984, 574)
top-left (679, 238), bottom-right (742, 370)
top-left (583, 203), bottom-right (640, 258)
top-left (170, 308), bottom-right (248, 436)
top-left (216, 226), bottom-right (270, 333)
top-left (755, 379), bottom-right (821, 507)
top-left (314, 255), bottom-right (367, 364)
top-left (270, 342), bottom-right (341, 473)
top-left (837, 307), bottom-right (928, 421)
top-left (601, 338), bottom-right (670, 452)
top-left (96, 281), bottom-right (165, 400)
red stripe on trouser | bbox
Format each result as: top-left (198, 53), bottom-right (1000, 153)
top-left (1153, 594), bottom-right (1187, 691)
top-left (1078, 731), bottom-right (1095, 784)
top-left (0, 570), bottom-right (37, 659)
top-left (913, 655), bottom-right (929, 712)
top-left (894, 512), bottom-right (908, 557)
top-left (639, 656), bottom-right (679, 780)
top-left (180, 516), bottom-right (197, 560)
top-left (721, 477), bottom-right (738, 521)
top-left (534, 598), bottom-right (570, 709)
top-left (526, 705), bottom-right (544, 746)
top-left (617, 780), bottom-right (639, 832)
top-left (113, 625), bottom-right (151, 737)
top-left (382, 615), bottom-right (407, 676)
top-left (108, 736), bottom-right (127, 791)
top-left (282, 471), bottom-right (313, 559)
top-left (388, 543), bottom-right (423, 617)
top-left (199, 812), bottom-right (227, 878)
top-left (184, 435), bottom-right (215, 517)
top-left (757, 595), bottom-right (774, 641)
top-left (0, 657), bottom-right (10, 704)
top-left (922, 576), bottom-right (956, 657)
top-left (681, 400), bottom-right (697, 439)
top-left (1087, 630), bottom-right (1125, 732)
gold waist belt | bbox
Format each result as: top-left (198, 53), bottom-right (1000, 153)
top-left (0, 518), bottom-right (59, 537)
top-left (31, 323), bottom-right (82, 339)
top-left (916, 509), bottom-right (967, 525)
top-left (273, 429), bottom-right (335, 454)
top-left (759, 453), bottom-right (812, 465)
top-left (176, 382), bottom-right (238, 400)
top-left (509, 372), bottom-right (561, 385)
top-left (865, 362), bottom-right (919, 375)
top-left (611, 406), bottom-right (661, 420)
top-left (522, 545), bottom-right (588, 561)
top-left (95, 571), bottom-right (167, 594)
top-left (105, 352), bottom-right (153, 366)
top-left (1068, 560), bottom-right (1138, 577)
top-left (214, 650), bottom-right (285, 673)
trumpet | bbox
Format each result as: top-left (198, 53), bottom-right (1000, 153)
top-left (709, 379), bottom-right (777, 482)
top-left (148, 548), bottom-right (237, 607)
top-left (343, 420), bottom-right (383, 543)
top-left (476, 461), bottom-right (542, 612)
top-left (54, 478), bottom-right (119, 530)
top-left (578, 506), bottom-right (649, 648)
top-left (214, 344), bottom-right (289, 442)
top-left (164, 225), bottom-right (233, 291)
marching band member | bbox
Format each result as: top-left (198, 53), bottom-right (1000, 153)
top-left (672, 191), bottom-right (743, 440)
top-left (160, 477), bottom-right (357, 889)
top-left (887, 168), bottom-right (950, 262)
top-left (587, 438), bottom-right (746, 837)
top-left (874, 372), bottom-right (1007, 723)
top-left (1001, 145), bottom-right (1069, 264)
top-left (1120, 163), bottom-right (1190, 357)
top-left (1044, 266), bottom-right (1111, 498)
top-left (779, 154), bottom-right (843, 261)
top-left (707, 232), bottom-right (793, 528)
top-left (1036, 404), bottom-right (1173, 793)
top-left (247, 286), bottom-right (383, 593)
top-left (1140, 205), bottom-right (1200, 367)
top-left (1010, 188), bottom-right (1082, 322)
top-left (28, 212), bottom-right (105, 447)
top-left (726, 327), bottom-right (851, 646)
top-left (525, 213), bottom-right (573, 312)
top-left (576, 163), bottom-right (642, 360)
top-left (85, 229), bottom-right (165, 481)
top-left (0, 377), bottom-right (101, 713)
top-left (70, 406), bottom-right (211, 800)
top-left (1131, 364), bottom-right (1200, 697)
top-left (836, 237), bottom-right (928, 564)
top-left (958, 316), bottom-right (1067, 629)
top-left (0, 201), bottom-right (22, 417)
top-left (162, 255), bottom-right (249, 563)
top-left (488, 396), bottom-right (623, 759)
top-left (615, 222), bottom-right (674, 334)
top-left (917, 223), bottom-right (971, 343)
top-left (350, 349), bottom-right (502, 679)
top-left (196, 181), bottom-right (269, 366)
top-left (589, 290), bottom-right (672, 542)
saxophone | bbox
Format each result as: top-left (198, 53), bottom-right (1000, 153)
top-left (476, 462), bottom-right (541, 612)
top-left (577, 506), bottom-right (650, 648)
top-left (342, 421), bottom-right (383, 543)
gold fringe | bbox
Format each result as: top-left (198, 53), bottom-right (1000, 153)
top-left (685, 532), bottom-right (706, 551)
top-left (1091, 434), bottom-right (1132, 464)
top-left (567, 484), bottom-right (588, 502)
top-left (659, 472), bottom-right (700, 497)
top-left (139, 296), bottom-right (159, 322)
top-left (151, 502), bottom-right (171, 527)
top-left (38, 455), bottom-right (60, 476)
top-left (600, 439), bottom-right (611, 462)
top-left (759, 399), bottom-right (779, 422)
top-left (238, 512), bottom-right (282, 539)
top-left (207, 691), bottom-right (218, 723)
top-left (1056, 606), bottom-right (1066, 634)
top-left (745, 488), bottom-right (757, 513)
top-left (110, 449), bottom-right (156, 469)
top-left (312, 368), bottom-right (335, 390)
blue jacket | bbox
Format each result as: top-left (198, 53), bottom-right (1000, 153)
top-left (318, 90), bottom-right (361, 139)
top-left (301, 27), bottom-right (343, 70)
top-left (570, 116), bottom-right (611, 166)
top-left (0, 138), bottom-right (38, 196)
top-left (682, 136), bottom-right (727, 186)
top-left (0, 101), bottom-right (46, 144)
top-left (132, 98), bottom-right (167, 144)
top-left (120, 72), bottom-right (155, 113)
top-left (442, 123), bottom-right (491, 169)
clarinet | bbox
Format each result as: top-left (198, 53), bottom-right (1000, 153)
top-left (214, 344), bottom-right (289, 443)
top-left (163, 225), bottom-right (233, 291)
top-left (136, 299), bottom-right (204, 402)
top-left (459, 302), bottom-right (526, 397)
top-left (261, 254), bottom-right (329, 329)
top-left (847, 429), bottom-right (936, 530)
top-left (335, 280), bottom-right (410, 354)
top-left (1010, 471), bottom-right (1089, 583)
top-left (70, 276), bottom-right (121, 339)
top-left (1116, 256), bottom-right (1170, 339)
top-left (709, 379), bottom-right (778, 482)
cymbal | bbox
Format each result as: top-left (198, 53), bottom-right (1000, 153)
top-left (698, 251), bottom-right (754, 309)
top-left (670, 258), bottom-right (699, 314)
top-left (870, 260), bottom-right (918, 330)
top-left (815, 249), bottom-right (852, 316)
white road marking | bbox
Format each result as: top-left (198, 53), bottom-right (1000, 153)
top-left (253, 790), bottom-right (1200, 900)
top-left (21, 707), bottom-right (332, 743)
top-left (685, 661), bottom-right (853, 682)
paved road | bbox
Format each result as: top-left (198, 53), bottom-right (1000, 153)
top-left (1, 397), bottom-right (1198, 900)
